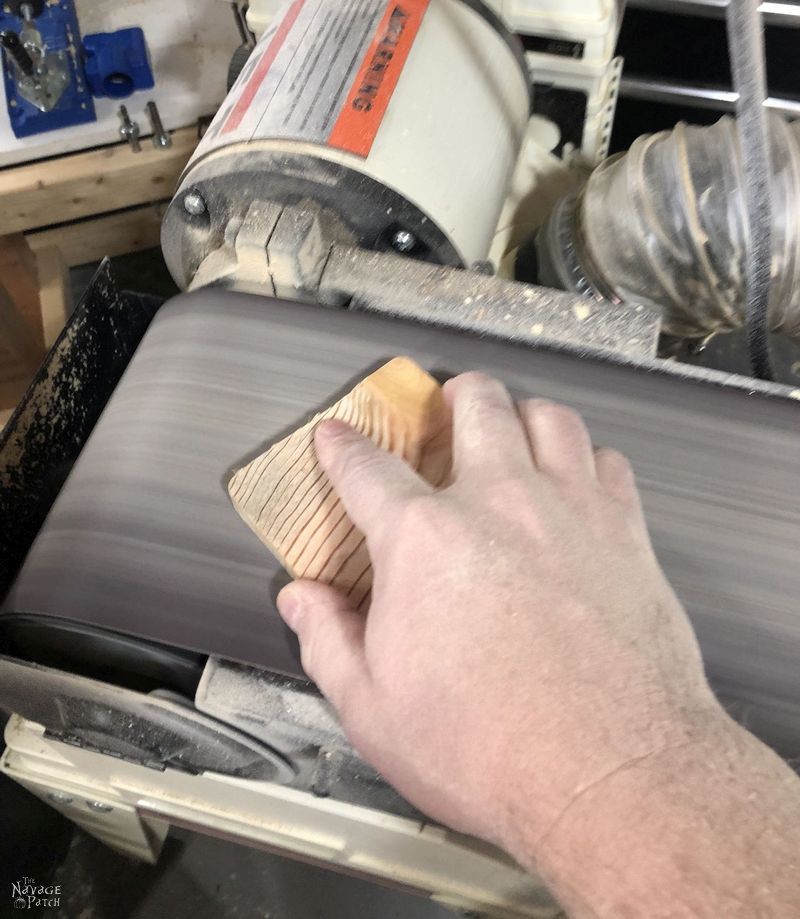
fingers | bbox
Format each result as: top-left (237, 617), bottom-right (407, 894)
top-left (443, 373), bottom-right (534, 481)
top-left (519, 400), bottom-right (596, 482)
top-left (442, 377), bottom-right (633, 507)
top-left (315, 420), bottom-right (430, 540)
top-left (278, 579), bottom-right (371, 716)
top-left (520, 399), bottom-right (642, 510)
top-left (595, 447), bottom-right (642, 512)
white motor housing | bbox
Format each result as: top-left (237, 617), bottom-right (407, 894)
top-left (164, 0), bottom-right (531, 288)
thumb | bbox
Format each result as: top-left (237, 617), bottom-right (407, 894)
top-left (277, 580), bottom-right (370, 718)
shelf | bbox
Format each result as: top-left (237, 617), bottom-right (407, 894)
top-left (626, 0), bottom-right (800, 26)
top-left (619, 76), bottom-right (800, 118)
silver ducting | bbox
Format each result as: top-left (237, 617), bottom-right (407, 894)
top-left (537, 114), bottom-right (800, 342)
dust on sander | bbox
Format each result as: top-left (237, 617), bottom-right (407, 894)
top-left (228, 357), bottom-right (453, 610)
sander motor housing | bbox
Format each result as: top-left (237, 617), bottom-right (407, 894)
top-left (162, 0), bottom-right (531, 291)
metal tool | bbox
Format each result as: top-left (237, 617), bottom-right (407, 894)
top-left (0, 2), bottom-right (69, 114)
top-left (146, 100), bottom-right (171, 149)
top-left (0, 29), bottom-right (33, 78)
top-left (117, 104), bottom-right (140, 152)
top-left (0, 0), bottom-right (96, 137)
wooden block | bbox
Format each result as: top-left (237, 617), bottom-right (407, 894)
top-left (0, 234), bottom-right (43, 347)
top-left (0, 281), bottom-right (43, 378)
top-left (35, 246), bottom-right (72, 347)
top-left (27, 202), bottom-right (168, 268)
top-left (229, 357), bottom-right (453, 610)
top-left (0, 127), bottom-right (196, 235)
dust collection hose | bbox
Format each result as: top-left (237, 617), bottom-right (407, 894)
top-left (537, 7), bottom-right (799, 374)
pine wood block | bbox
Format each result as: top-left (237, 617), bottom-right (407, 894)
top-left (229, 357), bottom-right (452, 610)
top-left (35, 246), bottom-right (72, 347)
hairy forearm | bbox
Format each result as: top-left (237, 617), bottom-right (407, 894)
top-left (513, 713), bottom-right (800, 918)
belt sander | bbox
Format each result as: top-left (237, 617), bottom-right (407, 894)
top-left (2, 2), bottom-right (800, 916)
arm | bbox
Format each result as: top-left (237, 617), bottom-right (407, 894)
top-left (277, 372), bottom-right (800, 918)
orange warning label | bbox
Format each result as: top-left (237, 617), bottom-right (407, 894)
top-left (190, 0), bottom-right (431, 168)
top-left (223, 0), bottom-right (308, 135)
top-left (329, 1), bottom-right (430, 157)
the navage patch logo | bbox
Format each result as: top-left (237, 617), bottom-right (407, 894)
top-left (11, 877), bottom-right (61, 909)
top-left (352, 6), bottom-right (411, 113)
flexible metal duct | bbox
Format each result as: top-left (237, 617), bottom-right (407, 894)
top-left (537, 115), bottom-right (800, 341)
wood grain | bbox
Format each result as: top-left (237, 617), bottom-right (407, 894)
top-left (35, 246), bottom-right (71, 348)
top-left (27, 202), bottom-right (168, 269)
top-left (229, 357), bottom-right (452, 608)
top-left (0, 234), bottom-right (43, 348)
top-left (0, 127), bottom-right (195, 235)
top-left (0, 234), bottom-right (43, 410)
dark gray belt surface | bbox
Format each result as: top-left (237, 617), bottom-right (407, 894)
top-left (4, 291), bottom-right (800, 756)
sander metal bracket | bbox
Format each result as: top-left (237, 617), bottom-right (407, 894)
top-left (319, 246), bottom-right (661, 364)
top-left (187, 198), bottom-right (662, 364)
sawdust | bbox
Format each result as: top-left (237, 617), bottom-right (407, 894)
top-left (0, 312), bottom-right (88, 488)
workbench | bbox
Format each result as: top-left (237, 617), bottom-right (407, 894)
top-left (0, 0), bottom-right (239, 427)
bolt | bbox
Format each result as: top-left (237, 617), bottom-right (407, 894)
top-left (85, 800), bottom-right (114, 813)
top-left (146, 100), bottom-right (172, 149)
top-left (48, 792), bottom-right (73, 805)
top-left (391, 229), bottom-right (416, 253)
top-left (184, 192), bottom-right (207, 217)
top-left (118, 105), bottom-right (141, 153)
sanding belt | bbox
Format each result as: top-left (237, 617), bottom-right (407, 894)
top-left (3, 291), bottom-right (800, 761)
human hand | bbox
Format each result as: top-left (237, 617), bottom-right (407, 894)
top-left (276, 372), bottom-right (724, 858)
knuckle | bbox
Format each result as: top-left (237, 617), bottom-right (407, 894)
top-left (459, 373), bottom-right (510, 409)
top-left (596, 449), bottom-right (641, 510)
top-left (463, 389), bottom-right (511, 429)
top-left (484, 476), bottom-right (531, 512)
top-left (597, 447), bottom-right (634, 478)
top-left (530, 401), bottom-right (584, 431)
top-left (597, 447), bottom-right (630, 469)
top-left (331, 443), bottom-right (381, 483)
top-left (457, 370), bottom-right (497, 389)
top-left (521, 397), bottom-right (553, 414)
top-left (400, 493), bottom-right (440, 525)
top-left (398, 493), bottom-right (458, 536)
